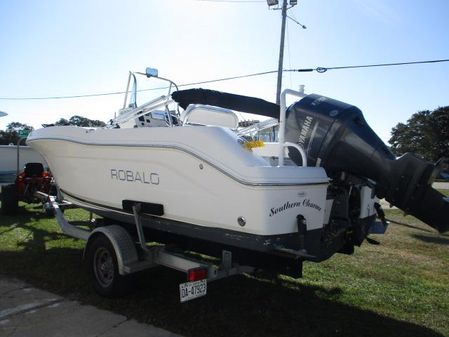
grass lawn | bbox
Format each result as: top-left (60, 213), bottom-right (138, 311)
top-left (1, 193), bottom-right (448, 337)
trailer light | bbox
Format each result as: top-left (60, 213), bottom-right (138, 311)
top-left (187, 267), bottom-right (207, 282)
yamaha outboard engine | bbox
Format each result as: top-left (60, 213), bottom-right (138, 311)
top-left (285, 94), bottom-right (449, 233)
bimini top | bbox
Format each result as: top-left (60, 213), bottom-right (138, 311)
top-left (171, 88), bottom-right (280, 119)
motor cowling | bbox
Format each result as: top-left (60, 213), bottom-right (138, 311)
top-left (285, 93), bottom-right (449, 233)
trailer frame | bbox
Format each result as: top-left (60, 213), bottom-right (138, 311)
top-left (50, 197), bottom-right (254, 302)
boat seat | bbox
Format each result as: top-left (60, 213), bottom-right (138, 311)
top-left (24, 162), bottom-right (44, 177)
top-left (181, 104), bottom-right (239, 129)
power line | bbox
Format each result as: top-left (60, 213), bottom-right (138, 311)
top-left (0, 90), bottom-right (128, 101)
top-left (289, 58), bottom-right (449, 73)
top-left (1, 58), bottom-right (448, 101)
top-left (179, 70), bottom-right (277, 86)
top-left (0, 70), bottom-right (278, 101)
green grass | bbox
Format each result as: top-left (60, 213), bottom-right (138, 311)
top-left (1, 197), bottom-right (449, 337)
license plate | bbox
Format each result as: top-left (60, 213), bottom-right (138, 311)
top-left (179, 279), bottom-right (207, 303)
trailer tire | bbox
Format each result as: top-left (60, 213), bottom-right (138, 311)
top-left (1, 184), bottom-right (19, 215)
top-left (85, 234), bottom-right (131, 297)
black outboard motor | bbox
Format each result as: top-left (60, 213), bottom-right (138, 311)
top-left (285, 94), bottom-right (449, 233)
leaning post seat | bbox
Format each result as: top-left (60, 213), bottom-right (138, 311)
top-left (181, 104), bottom-right (239, 129)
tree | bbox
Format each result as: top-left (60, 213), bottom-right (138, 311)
top-left (54, 118), bottom-right (70, 126)
top-left (389, 106), bottom-right (449, 162)
top-left (0, 115), bottom-right (106, 145)
top-left (53, 115), bottom-right (106, 127)
top-left (0, 122), bottom-right (34, 145)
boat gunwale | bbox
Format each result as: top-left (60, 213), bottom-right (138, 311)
top-left (27, 136), bottom-right (329, 187)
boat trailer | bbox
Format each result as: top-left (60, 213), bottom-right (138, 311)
top-left (50, 197), bottom-right (254, 302)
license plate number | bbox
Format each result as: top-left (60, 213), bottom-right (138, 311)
top-left (179, 279), bottom-right (207, 303)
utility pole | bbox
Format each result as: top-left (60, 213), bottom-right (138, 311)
top-left (267, 0), bottom-right (302, 105)
top-left (275, 0), bottom-right (288, 105)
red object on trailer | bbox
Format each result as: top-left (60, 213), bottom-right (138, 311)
top-left (1, 162), bottom-right (54, 215)
top-left (187, 268), bottom-right (208, 282)
top-left (15, 163), bottom-right (53, 202)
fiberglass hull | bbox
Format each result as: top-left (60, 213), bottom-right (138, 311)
top-left (28, 125), bottom-right (330, 254)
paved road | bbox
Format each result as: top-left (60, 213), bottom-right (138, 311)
top-left (0, 276), bottom-right (181, 337)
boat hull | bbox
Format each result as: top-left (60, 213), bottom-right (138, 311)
top-left (64, 189), bottom-right (339, 266)
top-left (28, 126), bottom-right (329, 240)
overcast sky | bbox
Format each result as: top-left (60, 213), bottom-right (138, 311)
top-left (1, 0), bottom-right (448, 142)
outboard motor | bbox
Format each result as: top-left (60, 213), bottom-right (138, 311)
top-left (285, 94), bottom-right (449, 233)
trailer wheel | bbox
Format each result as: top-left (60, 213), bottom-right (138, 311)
top-left (86, 234), bottom-right (130, 297)
top-left (1, 184), bottom-right (19, 215)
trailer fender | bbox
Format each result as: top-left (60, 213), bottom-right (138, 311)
top-left (84, 225), bottom-right (139, 275)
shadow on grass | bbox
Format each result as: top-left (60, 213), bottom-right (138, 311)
top-left (0, 210), bottom-right (445, 337)
top-left (386, 218), bottom-right (434, 233)
top-left (0, 206), bottom-right (70, 252)
top-left (413, 234), bottom-right (449, 246)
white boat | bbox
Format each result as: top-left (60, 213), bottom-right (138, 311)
top-left (27, 68), bottom-right (448, 275)
top-left (0, 145), bottom-right (47, 184)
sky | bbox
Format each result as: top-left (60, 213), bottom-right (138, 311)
top-left (0, 0), bottom-right (448, 143)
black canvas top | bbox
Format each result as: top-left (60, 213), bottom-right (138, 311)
top-left (171, 88), bottom-right (280, 119)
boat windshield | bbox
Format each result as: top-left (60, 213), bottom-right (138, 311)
top-left (111, 70), bottom-right (179, 129)
top-left (110, 70), bottom-right (281, 136)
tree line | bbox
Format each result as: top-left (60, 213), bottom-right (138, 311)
top-left (0, 115), bottom-right (105, 145)
top-left (388, 106), bottom-right (449, 162)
